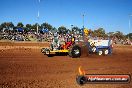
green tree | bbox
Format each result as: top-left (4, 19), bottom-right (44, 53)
top-left (41, 22), bottom-right (53, 31)
top-left (58, 26), bottom-right (67, 34)
top-left (93, 28), bottom-right (106, 37)
top-left (17, 22), bottom-right (24, 27)
top-left (67, 29), bottom-right (71, 34)
top-left (0, 22), bottom-right (14, 29)
top-left (90, 30), bottom-right (95, 37)
top-left (0, 22), bottom-right (14, 32)
top-left (0, 22), bottom-right (6, 28)
top-left (107, 32), bottom-right (114, 36)
top-left (0, 22), bottom-right (6, 32)
top-left (30, 23), bottom-right (41, 32)
top-left (114, 31), bottom-right (125, 39)
top-left (0, 24), bottom-right (2, 32)
top-left (31, 23), bottom-right (37, 32)
top-left (26, 24), bottom-right (32, 29)
top-left (126, 33), bottom-right (132, 40)
top-left (25, 24), bottom-right (32, 32)
top-left (72, 26), bottom-right (80, 34)
top-left (6, 22), bottom-right (14, 30)
top-left (51, 27), bottom-right (57, 33)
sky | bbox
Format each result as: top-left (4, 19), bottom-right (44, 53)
top-left (0, 0), bottom-right (132, 34)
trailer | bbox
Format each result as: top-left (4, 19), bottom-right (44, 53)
top-left (88, 39), bottom-right (113, 55)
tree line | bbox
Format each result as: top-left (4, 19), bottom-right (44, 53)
top-left (0, 22), bottom-right (132, 40)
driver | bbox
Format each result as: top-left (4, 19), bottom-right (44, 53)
top-left (51, 32), bottom-right (60, 50)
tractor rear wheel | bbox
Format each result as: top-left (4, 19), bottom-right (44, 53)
top-left (69, 45), bottom-right (81, 58)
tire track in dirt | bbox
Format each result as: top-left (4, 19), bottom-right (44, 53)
top-left (0, 43), bottom-right (132, 88)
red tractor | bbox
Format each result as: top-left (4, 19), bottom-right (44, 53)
top-left (60, 37), bottom-right (75, 49)
top-left (41, 36), bottom-right (82, 58)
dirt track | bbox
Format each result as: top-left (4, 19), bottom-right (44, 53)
top-left (0, 42), bottom-right (132, 88)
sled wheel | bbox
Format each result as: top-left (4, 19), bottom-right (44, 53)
top-left (92, 46), bottom-right (96, 52)
top-left (98, 50), bottom-right (103, 55)
top-left (103, 49), bottom-right (109, 55)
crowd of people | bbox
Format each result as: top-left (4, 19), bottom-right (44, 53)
top-left (0, 29), bottom-right (131, 45)
top-left (0, 30), bottom-right (83, 42)
top-left (0, 31), bottom-right (48, 42)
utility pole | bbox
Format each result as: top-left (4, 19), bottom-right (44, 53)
top-left (82, 14), bottom-right (85, 29)
top-left (37, 11), bottom-right (39, 34)
top-left (37, 0), bottom-right (40, 34)
top-left (128, 14), bottom-right (132, 39)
